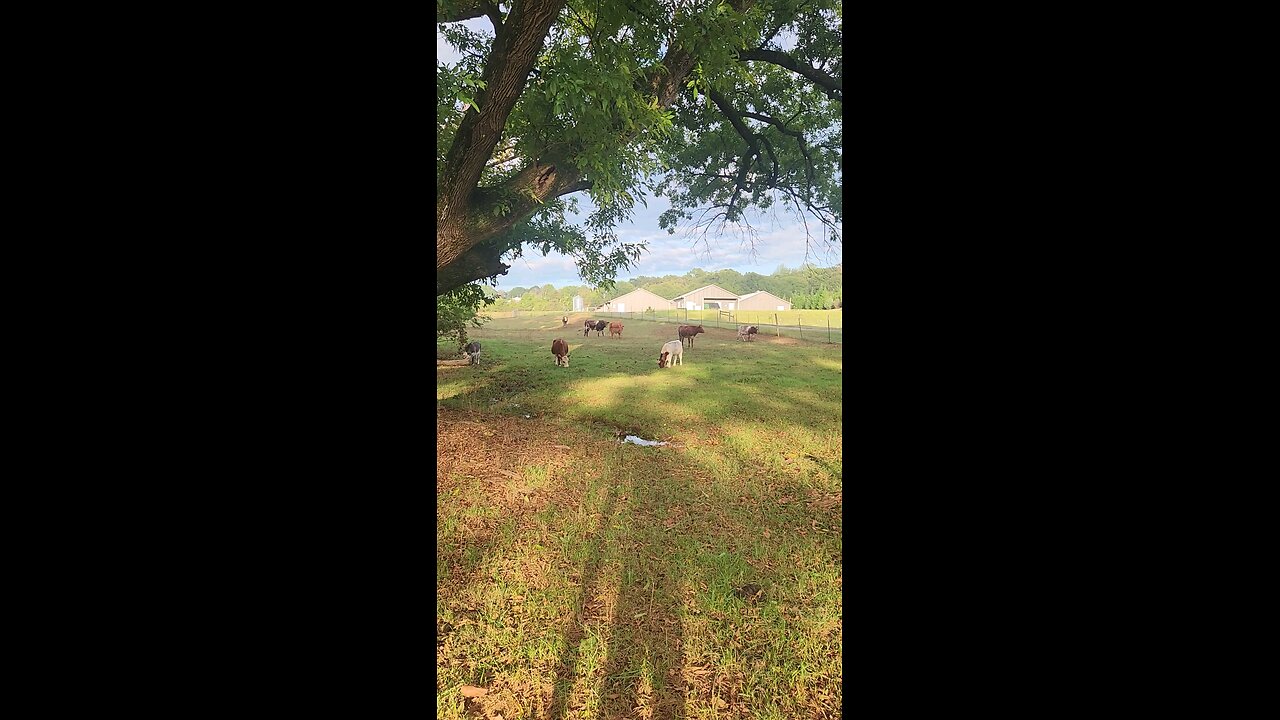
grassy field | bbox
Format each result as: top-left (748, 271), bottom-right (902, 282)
top-left (437, 315), bottom-right (842, 719)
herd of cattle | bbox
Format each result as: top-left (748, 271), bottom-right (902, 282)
top-left (548, 321), bottom-right (760, 368)
top-left (460, 318), bottom-right (763, 369)
top-left (581, 319), bottom-right (624, 338)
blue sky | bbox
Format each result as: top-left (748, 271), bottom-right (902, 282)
top-left (439, 18), bottom-right (841, 290)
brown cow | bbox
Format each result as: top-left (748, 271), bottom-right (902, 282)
top-left (551, 338), bottom-right (570, 367)
top-left (678, 324), bottom-right (705, 347)
top-left (609, 322), bottom-right (623, 338)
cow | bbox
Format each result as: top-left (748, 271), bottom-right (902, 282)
top-left (658, 340), bottom-right (683, 368)
top-left (562, 315), bottom-right (569, 326)
top-left (593, 320), bottom-right (609, 336)
top-left (551, 338), bottom-right (570, 367)
top-left (584, 319), bottom-right (595, 328)
top-left (464, 341), bottom-right (481, 364)
top-left (678, 324), bottom-right (705, 347)
top-left (737, 325), bottom-right (758, 342)
top-left (609, 322), bottom-right (623, 338)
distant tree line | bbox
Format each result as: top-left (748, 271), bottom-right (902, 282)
top-left (486, 263), bottom-right (842, 311)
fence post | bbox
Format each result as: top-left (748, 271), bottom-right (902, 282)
top-left (798, 315), bottom-right (803, 341)
top-left (828, 315), bottom-right (831, 343)
top-left (774, 313), bottom-right (779, 336)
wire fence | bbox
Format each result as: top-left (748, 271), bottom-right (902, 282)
top-left (505, 308), bottom-right (842, 344)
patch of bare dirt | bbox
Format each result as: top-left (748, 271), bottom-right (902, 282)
top-left (761, 334), bottom-right (803, 345)
top-left (437, 409), bottom-right (580, 497)
top-left (436, 410), bottom-right (647, 525)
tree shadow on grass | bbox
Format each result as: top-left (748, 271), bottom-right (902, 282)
top-left (546, 449), bottom-right (690, 720)
top-left (547, 480), bottom-right (617, 719)
top-left (592, 455), bottom-right (688, 720)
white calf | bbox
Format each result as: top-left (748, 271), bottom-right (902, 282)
top-left (658, 339), bottom-right (683, 368)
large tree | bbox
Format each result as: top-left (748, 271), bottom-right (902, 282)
top-left (437, 0), bottom-right (841, 296)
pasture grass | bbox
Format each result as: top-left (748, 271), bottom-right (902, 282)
top-left (437, 315), bottom-right (842, 719)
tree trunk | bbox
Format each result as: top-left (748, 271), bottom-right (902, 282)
top-left (437, 0), bottom-right (569, 273)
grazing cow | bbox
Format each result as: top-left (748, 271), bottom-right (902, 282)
top-left (609, 322), bottom-right (623, 338)
top-left (465, 341), bottom-right (481, 365)
top-left (678, 324), bottom-right (705, 347)
top-left (658, 339), bottom-right (683, 368)
top-left (551, 338), bottom-right (570, 367)
top-left (593, 320), bottom-right (609, 336)
top-left (736, 325), bottom-right (758, 342)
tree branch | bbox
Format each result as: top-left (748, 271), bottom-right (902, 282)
top-left (566, 4), bottom-right (594, 37)
top-left (437, 0), bottom-right (489, 23)
top-left (736, 48), bottom-right (842, 101)
top-left (459, 155), bottom-right (588, 249)
top-left (558, 179), bottom-right (593, 196)
top-left (435, 239), bottom-right (511, 295)
top-left (644, 0), bottom-right (755, 107)
top-left (484, 1), bottom-right (504, 32)
top-left (758, 134), bottom-right (780, 187)
top-left (740, 110), bottom-right (815, 188)
top-left (624, 0), bottom-right (663, 27)
top-left (708, 89), bottom-right (761, 216)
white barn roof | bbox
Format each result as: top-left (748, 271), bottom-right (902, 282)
top-left (672, 284), bottom-right (738, 300)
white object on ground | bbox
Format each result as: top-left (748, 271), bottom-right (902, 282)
top-left (621, 435), bottom-right (668, 446)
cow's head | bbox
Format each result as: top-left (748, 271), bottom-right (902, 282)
top-left (658, 351), bottom-right (669, 368)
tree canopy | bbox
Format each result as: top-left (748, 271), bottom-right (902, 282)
top-left (437, 0), bottom-right (842, 296)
